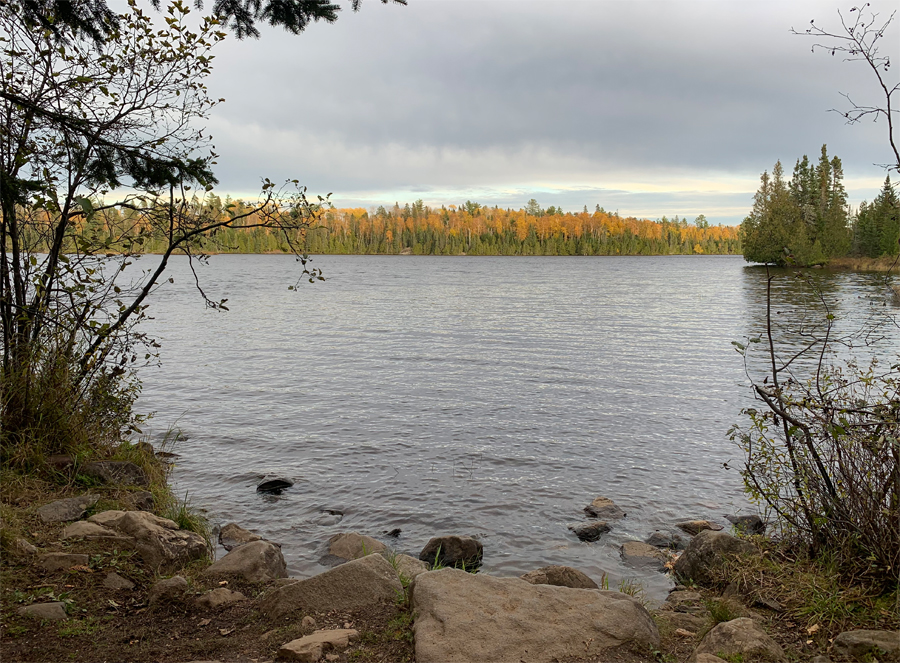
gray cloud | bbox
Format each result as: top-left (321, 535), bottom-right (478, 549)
top-left (203, 0), bottom-right (897, 223)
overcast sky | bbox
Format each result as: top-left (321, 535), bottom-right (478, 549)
top-left (201, 0), bottom-right (898, 225)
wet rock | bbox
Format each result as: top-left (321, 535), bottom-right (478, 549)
top-left (673, 530), bottom-right (756, 586)
top-left (218, 523), bottom-right (262, 551)
top-left (36, 494), bottom-right (100, 523)
top-left (621, 540), bottom-right (667, 571)
top-left (103, 572), bottom-right (135, 590)
top-left (411, 568), bottom-right (659, 663)
top-left (277, 629), bottom-right (359, 663)
top-left (327, 532), bottom-right (387, 562)
top-left (384, 528), bottom-right (402, 537)
top-left (519, 565), bottom-right (599, 589)
top-left (389, 553), bottom-right (429, 581)
top-left (419, 535), bottom-right (483, 569)
top-left (567, 521), bottom-right (610, 542)
top-left (19, 602), bottom-right (68, 621)
top-left (645, 530), bottom-right (686, 549)
top-left (111, 511), bottom-right (208, 570)
top-left (149, 575), bottom-right (189, 604)
top-left (129, 491), bottom-right (155, 511)
top-left (38, 553), bottom-right (89, 572)
top-left (194, 588), bottom-right (248, 609)
top-left (725, 514), bottom-right (766, 535)
top-left (259, 554), bottom-right (402, 620)
top-left (832, 629), bottom-right (900, 661)
top-left (81, 461), bottom-right (149, 486)
top-left (676, 520), bottom-right (724, 536)
top-left (204, 540), bottom-right (287, 583)
top-left (692, 617), bottom-right (785, 662)
top-left (256, 476), bottom-right (293, 493)
top-left (583, 496), bottom-right (626, 520)
top-left (61, 521), bottom-right (127, 541)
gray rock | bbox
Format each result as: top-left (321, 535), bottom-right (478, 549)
top-left (645, 530), bottom-right (686, 549)
top-left (657, 610), bottom-right (708, 633)
top-left (218, 523), bottom-right (262, 551)
top-left (419, 535), bottom-right (482, 569)
top-left (18, 602), bottom-right (68, 621)
top-left (621, 540), bottom-right (668, 571)
top-left (257, 476), bottom-right (293, 493)
top-left (111, 511), bottom-right (208, 570)
top-left (103, 572), bottom-right (135, 590)
top-left (676, 520), bottom-right (724, 536)
top-left (36, 494), bottom-right (100, 523)
top-left (194, 588), bottom-right (248, 609)
top-left (832, 629), bottom-right (900, 661)
top-left (81, 461), bottom-right (149, 486)
top-left (204, 540), bottom-right (287, 583)
top-left (411, 568), bottom-right (659, 663)
top-left (129, 491), bottom-right (155, 511)
top-left (38, 553), bottom-right (89, 572)
top-left (149, 575), bottom-right (188, 604)
top-left (567, 520), bottom-right (610, 542)
top-left (388, 553), bottom-right (429, 581)
top-left (725, 514), bottom-right (766, 535)
top-left (87, 510), bottom-right (127, 527)
top-left (277, 629), bottom-right (359, 662)
top-left (583, 496), bottom-right (626, 520)
top-left (520, 565), bottom-right (599, 589)
top-left (327, 532), bottom-right (387, 561)
top-left (10, 537), bottom-right (38, 558)
top-left (673, 530), bottom-right (756, 587)
top-left (259, 553), bottom-right (403, 620)
top-left (691, 617), bottom-right (785, 662)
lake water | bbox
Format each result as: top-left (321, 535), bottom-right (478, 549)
top-left (135, 254), bottom-right (898, 601)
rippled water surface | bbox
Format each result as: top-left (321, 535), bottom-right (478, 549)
top-left (136, 255), bottom-right (898, 600)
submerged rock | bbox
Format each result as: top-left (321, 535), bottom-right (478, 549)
top-left (256, 476), bottom-right (294, 493)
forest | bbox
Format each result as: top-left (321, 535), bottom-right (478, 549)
top-left (126, 199), bottom-right (742, 257)
top-left (740, 145), bottom-right (900, 266)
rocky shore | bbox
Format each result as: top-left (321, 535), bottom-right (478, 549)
top-left (2, 485), bottom-right (898, 663)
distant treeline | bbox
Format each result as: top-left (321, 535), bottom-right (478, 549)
top-left (741, 145), bottom-right (900, 266)
top-left (166, 199), bottom-right (740, 256)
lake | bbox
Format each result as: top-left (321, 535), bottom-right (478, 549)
top-left (135, 254), bottom-right (898, 601)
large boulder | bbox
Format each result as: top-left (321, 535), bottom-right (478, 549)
top-left (673, 530), bottom-right (755, 586)
top-left (583, 496), bottom-right (625, 520)
top-left (36, 495), bottom-right (100, 523)
top-left (81, 461), bottom-right (149, 486)
top-left (419, 535), bottom-right (482, 569)
top-left (218, 523), bottom-right (262, 551)
top-left (327, 532), bottom-right (387, 562)
top-left (520, 565), bottom-right (599, 589)
top-left (411, 568), bottom-right (659, 663)
top-left (204, 540), bottom-right (287, 582)
top-left (691, 617), bottom-right (785, 662)
top-left (258, 553), bottom-right (403, 620)
top-left (277, 629), bottom-right (359, 662)
top-left (106, 511), bottom-right (208, 570)
top-left (832, 630), bottom-right (900, 661)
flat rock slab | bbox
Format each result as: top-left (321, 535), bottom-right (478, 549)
top-left (832, 629), bottom-right (900, 661)
top-left (584, 496), bottom-right (625, 520)
top-left (621, 541), bottom-right (667, 571)
top-left (568, 521), bottom-right (610, 542)
top-left (19, 602), bottom-right (68, 621)
top-left (204, 540), bottom-right (286, 583)
top-left (259, 553), bottom-right (402, 620)
top-left (37, 495), bottom-right (99, 523)
top-left (692, 617), bottom-right (785, 662)
top-left (38, 553), bottom-right (89, 572)
top-left (218, 523), bottom-right (262, 551)
top-left (278, 629), bottom-right (359, 662)
top-left (103, 572), bottom-right (135, 590)
top-left (61, 521), bottom-right (128, 541)
top-left (411, 568), bottom-right (659, 663)
top-left (82, 461), bottom-right (149, 486)
top-left (327, 532), bottom-right (387, 562)
top-left (195, 588), bottom-right (248, 609)
top-left (520, 565), bottom-right (599, 589)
